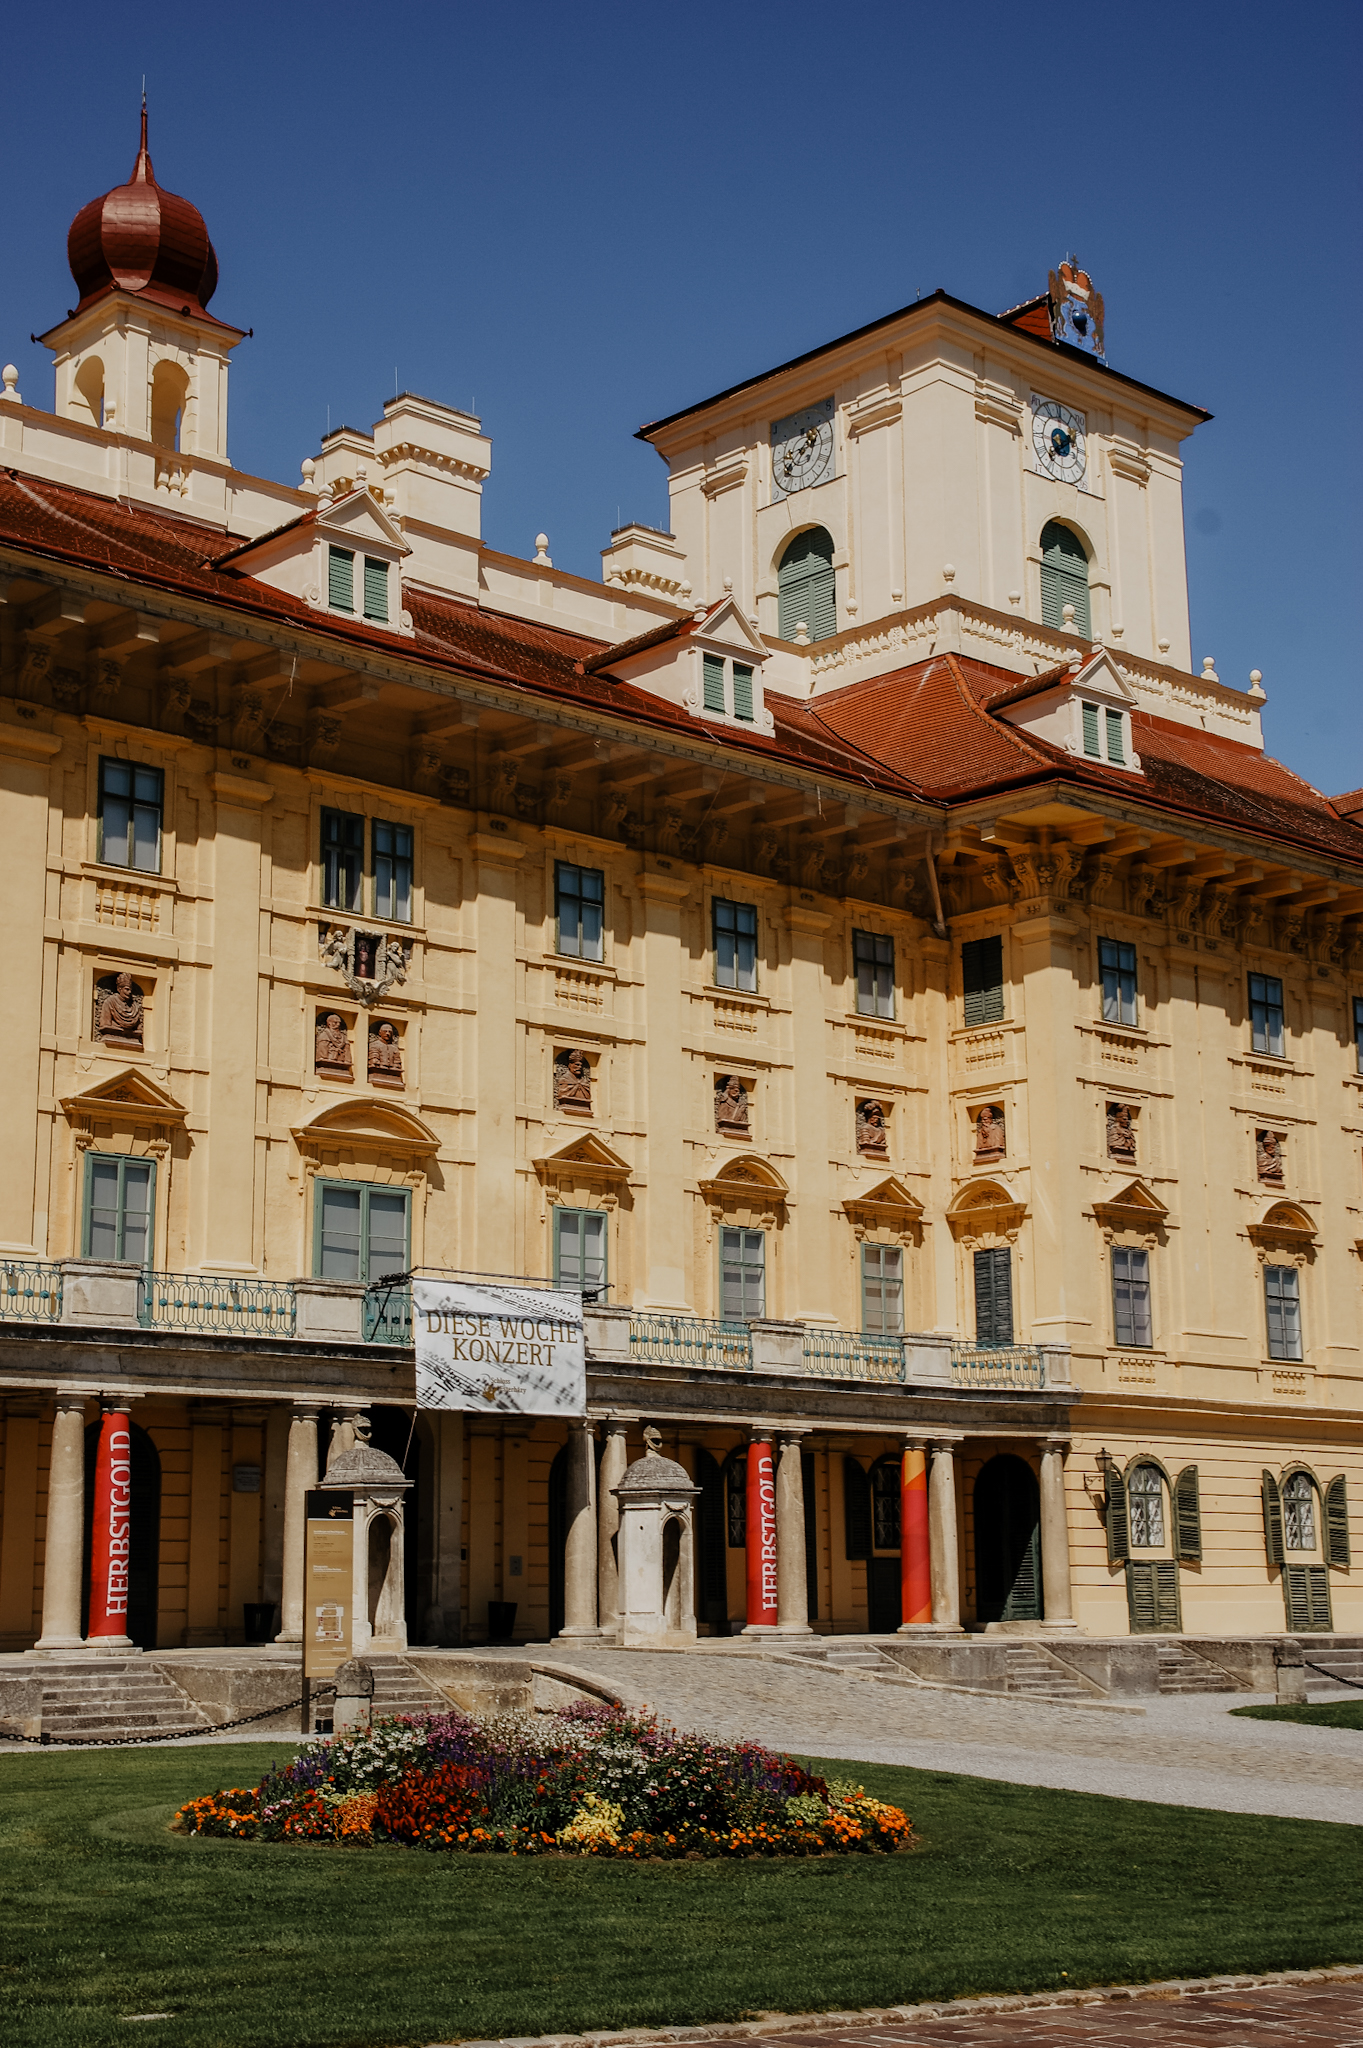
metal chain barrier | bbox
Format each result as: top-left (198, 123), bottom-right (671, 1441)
top-left (0, 1685), bottom-right (336, 1749)
top-left (1303, 1659), bottom-right (1363, 1692)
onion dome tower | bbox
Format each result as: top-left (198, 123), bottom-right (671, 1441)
top-left (38, 103), bottom-right (244, 477)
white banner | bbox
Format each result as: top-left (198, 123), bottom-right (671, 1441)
top-left (414, 1278), bottom-right (586, 1415)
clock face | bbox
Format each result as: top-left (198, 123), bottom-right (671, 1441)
top-left (1030, 395), bottom-right (1087, 486)
top-left (771, 397), bottom-right (835, 499)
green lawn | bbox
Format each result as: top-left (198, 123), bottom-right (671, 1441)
top-left (2, 1742), bottom-right (1360, 2048)
top-left (1231, 1699), bottom-right (1363, 1729)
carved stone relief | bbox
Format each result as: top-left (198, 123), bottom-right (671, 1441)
top-left (714, 1074), bottom-right (751, 1136)
top-left (318, 924), bottom-right (413, 1005)
top-left (93, 973), bottom-right (145, 1047)
top-left (973, 1103), bottom-right (1005, 1160)
top-left (1256, 1128), bottom-right (1286, 1185)
top-left (553, 1047), bottom-right (593, 1114)
top-left (368, 1021), bottom-right (404, 1088)
top-left (1106, 1102), bottom-right (1138, 1161)
top-left (315, 1012), bottom-right (353, 1076)
top-left (856, 1098), bottom-right (890, 1157)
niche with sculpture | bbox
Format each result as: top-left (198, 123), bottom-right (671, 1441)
top-left (1256, 1129), bottom-right (1286, 1186)
top-left (554, 1048), bottom-right (594, 1115)
top-left (368, 1020), bottom-right (405, 1089)
top-left (315, 1011), bottom-right (354, 1077)
top-left (1107, 1102), bottom-right (1138, 1162)
top-left (93, 973), bottom-right (146, 1049)
top-left (972, 1103), bottom-right (1005, 1162)
top-left (856, 1099), bottom-right (890, 1157)
top-left (715, 1074), bottom-right (752, 1137)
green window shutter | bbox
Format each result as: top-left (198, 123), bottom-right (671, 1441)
top-left (1040, 521), bottom-right (1091, 636)
top-left (702, 653), bottom-right (725, 712)
top-left (328, 546), bottom-right (354, 612)
top-left (362, 557), bottom-right (389, 622)
top-left (732, 663), bottom-right (754, 721)
top-left (972, 1247), bottom-right (1013, 1345)
top-left (843, 1456), bottom-right (871, 1561)
top-left (1307, 1564), bottom-right (1332, 1630)
top-left (962, 934), bottom-right (1005, 1026)
top-left (1082, 703), bottom-right (1100, 756)
top-left (1106, 1464), bottom-right (1129, 1564)
top-left (1174, 1466), bottom-right (1202, 1562)
top-left (1262, 1469), bottom-right (1285, 1566)
top-left (1126, 1559), bottom-right (1157, 1631)
top-left (777, 527), bottom-right (836, 642)
top-left (1155, 1560), bottom-right (1182, 1629)
top-left (1105, 707), bottom-right (1125, 765)
top-left (1325, 1475), bottom-right (1351, 1568)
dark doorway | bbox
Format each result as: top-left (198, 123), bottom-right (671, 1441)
top-left (866, 1455), bottom-right (901, 1632)
top-left (693, 1449), bottom-right (729, 1628)
top-left (370, 1406), bottom-right (422, 1634)
top-left (548, 1441), bottom-right (568, 1637)
top-left (974, 1454), bottom-right (1042, 1622)
top-left (82, 1421), bottom-right (161, 1649)
top-left (867, 1557), bottom-right (901, 1633)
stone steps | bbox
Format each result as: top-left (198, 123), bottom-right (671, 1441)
top-left (364, 1655), bottom-right (458, 1719)
top-left (29, 1658), bottom-right (211, 1740)
top-left (1297, 1641), bottom-right (1363, 1696)
top-left (1000, 1644), bottom-right (1091, 1703)
top-left (1157, 1643), bottom-right (1233, 1694)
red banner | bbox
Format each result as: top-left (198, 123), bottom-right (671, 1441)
top-left (88, 1408), bottom-right (133, 1640)
top-left (745, 1440), bottom-right (778, 1628)
top-left (901, 1446), bottom-right (932, 1627)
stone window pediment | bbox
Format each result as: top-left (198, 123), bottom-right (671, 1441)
top-left (1092, 1179), bottom-right (1168, 1241)
top-left (947, 1178), bottom-right (1026, 1244)
top-left (842, 1175), bottom-right (925, 1245)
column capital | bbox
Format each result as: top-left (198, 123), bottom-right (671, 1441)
top-left (99, 1391), bottom-right (133, 1414)
top-left (927, 1431), bottom-right (965, 1450)
top-left (900, 1433), bottom-right (929, 1452)
top-left (290, 1401), bottom-right (323, 1421)
top-left (747, 1424), bottom-right (774, 1445)
top-left (1039, 1434), bottom-right (1072, 1454)
top-left (52, 1392), bottom-right (92, 1415)
top-left (776, 1426), bottom-right (811, 1447)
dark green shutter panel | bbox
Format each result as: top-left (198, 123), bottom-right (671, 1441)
top-left (328, 546), bottom-right (354, 611)
top-left (778, 526), bottom-right (836, 642)
top-left (1104, 707), bottom-right (1125, 765)
top-left (732, 663), bottom-right (754, 721)
top-left (703, 653), bottom-right (725, 712)
top-left (1307, 1564), bottom-right (1332, 1630)
top-left (1126, 1560), bottom-right (1181, 1633)
top-left (1106, 1463), bottom-right (1129, 1564)
top-left (843, 1456), bottom-right (871, 1560)
top-left (803, 1452), bottom-right (819, 1623)
top-left (363, 557), bottom-right (389, 622)
top-left (1082, 703), bottom-right (1100, 756)
top-left (1326, 1475), bottom-right (1351, 1568)
top-left (1282, 1564), bottom-right (1330, 1631)
top-left (1175, 1466), bottom-right (1202, 1562)
top-left (1262, 1470), bottom-right (1285, 1566)
top-left (1039, 521), bottom-right (1091, 636)
top-left (973, 1247), bottom-right (1013, 1345)
top-left (962, 935), bottom-right (1004, 1026)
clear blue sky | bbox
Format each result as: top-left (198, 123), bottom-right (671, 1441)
top-left (3, 1), bottom-right (1359, 794)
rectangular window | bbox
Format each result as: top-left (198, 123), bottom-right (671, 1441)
top-left (328, 545), bottom-right (355, 612)
top-left (1105, 707), bottom-right (1126, 765)
top-left (1265, 1264), bottom-right (1302, 1362)
top-left (553, 1208), bottom-right (607, 1299)
top-left (714, 899), bottom-right (758, 992)
top-left (314, 1181), bottom-right (410, 1283)
top-left (321, 808), bottom-right (365, 911)
top-left (1354, 997), bottom-right (1363, 1075)
top-left (962, 935), bottom-right (1004, 1026)
top-left (731, 663), bottom-right (754, 721)
top-left (973, 1245), bottom-right (1013, 1345)
top-left (362, 557), bottom-right (389, 623)
top-left (861, 1244), bottom-right (904, 1335)
top-left (1112, 1246), bottom-right (1153, 1348)
top-left (372, 821), bottom-right (413, 924)
top-left (1249, 973), bottom-right (1285, 1057)
top-left (720, 1226), bottom-right (765, 1320)
top-left (555, 862), bottom-right (605, 961)
top-left (98, 758), bottom-right (163, 873)
top-left (1099, 938), bottom-right (1138, 1026)
top-left (83, 1154), bottom-right (155, 1265)
top-left (702, 653), bottom-right (725, 712)
top-left (854, 930), bottom-right (895, 1019)
top-left (1081, 702), bottom-right (1101, 757)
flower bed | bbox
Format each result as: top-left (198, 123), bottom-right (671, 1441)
top-left (175, 1703), bottom-right (914, 1858)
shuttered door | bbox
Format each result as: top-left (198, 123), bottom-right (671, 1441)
top-left (1039, 521), bottom-right (1090, 635)
top-left (974, 1455), bottom-right (1042, 1622)
top-left (843, 1456), bottom-right (871, 1560)
top-left (973, 1246), bottom-right (1014, 1344)
top-left (1283, 1563), bottom-right (1332, 1632)
top-left (962, 935), bottom-right (1005, 1025)
top-left (777, 527), bottom-right (836, 642)
top-left (1126, 1559), bottom-right (1181, 1632)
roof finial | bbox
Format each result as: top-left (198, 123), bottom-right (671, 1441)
top-left (134, 84), bottom-right (152, 183)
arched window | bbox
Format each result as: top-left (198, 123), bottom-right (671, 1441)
top-left (73, 356), bottom-right (105, 428)
top-left (1039, 521), bottom-right (1090, 636)
top-left (777, 527), bottom-right (836, 643)
top-left (1283, 1471), bottom-right (1318, 1553)
top-left (1127, 1464), bottom-right (1166, 1549)
top-left (150, 360), bottom-right (190, 452)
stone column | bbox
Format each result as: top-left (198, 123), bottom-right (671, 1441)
top-left (203, 771), bottom-right (273, 1268)
top-left (1039, 1436), bottom-right (1076, 1628)
top-left (597, 1416), bottom-right (630, 1638)
top-left (35, 1396), bottom-right (89, 1652)
top-left (926, 1436), bottom-right (963, 1632)
top-left (898, 1439), bottom-right (933, 1629)
top-left (87, 1400), bottom-right (134, 1648)
top-left (559, 1419), bottom-right (600, 1638)
top-left (774, 1430), bottom-right (813, 1635)
top-left (742, 1431), bottom-right (778, 1633)
top-left (637, 871), bottom-right (693, 1308)
top-left (275, 1403), bottom-right (320, 1644)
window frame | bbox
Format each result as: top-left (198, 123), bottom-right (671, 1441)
top-left (554, 861), bottom-right (606, 963)
top-left (1111, 1244), bottom-right (1153, 1349)
top-left (961, 934), bottom-right (1005, 1027)
top-left (97, 756), bottom-right (164, 874)
top-left (1127, 1462), bottom-right (1167, 1551)
top-left (860, 1242), bottom-right (904, 1335)
top-left (1099, 938), bottom-right (1138, 1027)
top-left (853, 929), bottom-right (895, 1019)
top-left (719, 1224), bottom-right (765, 1321)
top-left (372, 819), bottom-right (413, 925)
top-left (713, 898), bottom-right (758, 993)
top-left (312, 1178), bottom-right (410, 1285)
top-left (81, 1151), bottom-right (156, 1267)
top-left (1264, 1262), bottom-right (1303, 1362)
top-left (1249, 972), bottom-right (1285, 1058)
top-left (972, 1245), bottom-right (1014, 1345)
top-left (327, 544), bottom-right (355, 614)
top-left (1282, 1470), bottom-right (1318, 1553)
top-left (552, 1206), bottom-right (608, 1300)
top-left (362, 555), bottom-right (390, 624)
top-left (1353, 996), bottom-right (1363, 1076)
top-left (320, 807), bottom-right (365, 913)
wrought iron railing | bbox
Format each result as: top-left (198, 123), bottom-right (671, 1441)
top-left (801, 1328), bottom-right (905, 1382)
top-left (950, 1342), bottom-right (1045, 1390)
top-left (137, 1272), bottom-right (297, 1337)
top-left (363, 1281), bottom-right (413, 1346)
top-left (629, 1313), bottom-right (753, 1371)
top-left (0, 1260), bottom-right (63, 1323)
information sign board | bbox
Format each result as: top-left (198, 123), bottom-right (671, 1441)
top-left (414, 1278), bottom-right (585, 1415)
top-left (303, 1489), bottom-right (354, 1681)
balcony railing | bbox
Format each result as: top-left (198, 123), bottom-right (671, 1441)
top-left (363, 1282), bottom-right (413, 1346)
top-left (629, 1313), bottom-right (753, 1371)
top-left (801, 1328), bottom-right (906, 1382)
top-left (951, 1342), bottom-right (1045, 1390)
top-left (0, 1260), bottom-right (63, 1323)
top-left (137, 1272), bottom-right (297, 1337)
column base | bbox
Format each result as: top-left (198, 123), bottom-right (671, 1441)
top-left (555, 1626), bottom-right (603, 1640)
top-left (1041, 1617), bottom-right (1079, 1631)
top-left (274, 1629), bottom-right (303, 1645)
top-left (897, 1621), bottom-right (965, 1635)
top-left (29, 1635), bottom-right (87, 1655)
top-left (774, 1622), bottom-right (815, 1636)
top-left (741, 1622), bottom-right (778, 1636)
top-left (83, 1637), bottom-right (138, 1655)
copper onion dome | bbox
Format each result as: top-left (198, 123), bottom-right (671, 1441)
top-left (66, 105), bottom-right (220, 321)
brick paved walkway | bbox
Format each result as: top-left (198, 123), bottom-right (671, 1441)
top-left (752, 1980), bottom-right (1363, 2043)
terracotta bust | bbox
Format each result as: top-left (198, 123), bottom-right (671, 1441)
top-left (715, 1074), bottom-right (750, 1134)
top-left (973, 1104), bottom-right (1005, 1159)
top-left (1107, 1103), bottom-right (1137, 1159)
top-left (1256, 1129), bottom-right (1285, 1184)
top-left (95, 973), bottom-right (144, 1046)
top-left (315, 1012), bottom-right (352, 1073)
top-left (554, 1048), bottom-right (593, 1113)
top-left (353, 933), bottom-right (379, 982)
top-left (856, 1099), bottom-right (889, 1156)
top-left (368, 1021), bottom-right (404, 1087)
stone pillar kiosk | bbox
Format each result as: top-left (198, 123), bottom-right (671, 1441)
top-left (597, 1416), bottom-right (631, 1639)
top-left (321, 1442), bottom-right (413, 1655)
top-left (612, 1446), bottom-right (700, 1645)
top-left (1039, 1435), bottom-right (1076, 1628)
top-left (275, 1403), bottom-right (320, 1644)
top-left (34, 1395), bottom-right (89, 1653)
top-left (927, 1434), bottom-right (964, 1632)
top-left (898, 1438), bottom-right (932, 1630)
top-left (774, 1430), bottom-right (813, 1635)
top-left (558, 1418), bottom-right (601, 1639)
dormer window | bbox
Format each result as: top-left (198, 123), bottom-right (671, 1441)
top-left (328, 546), bottom-right (390, 622)
top-left (703, 654), bottom-right (756, 723)
top-left (1082, 701), bottom-right (1128, 766)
